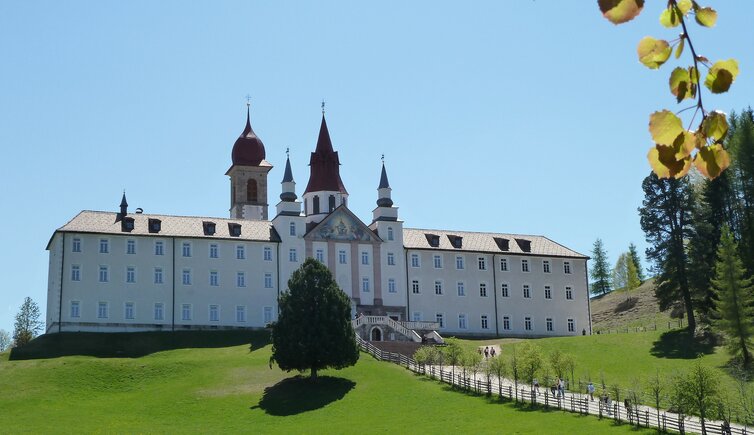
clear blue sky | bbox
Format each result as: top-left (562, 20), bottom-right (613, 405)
top-left (1, 1), bottom-right (752, 333)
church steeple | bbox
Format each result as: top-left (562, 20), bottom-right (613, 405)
top-left (373, 158), bottom-right (398, 222)
top-left (276, 149), bottom-right (302, 217)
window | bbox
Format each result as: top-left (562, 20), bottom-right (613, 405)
top-left (362, 278), bottom-right (370, 292)
top-left (544, 285), bottom-right (552, 299)
top-left (289, 248), bottom-right (297, 262)
top-left (543, 260), bottom-right (551, 273)
top-left (412, 312), bottom-right (422, 322)
top-left (154, 303), bottom-right (164, 321)
top-left (182, 304), bottom-right (192, 321)
top-left (411, 254), bottom-right (420, 268)
top-left (209, 243), bottom-right (218, 258)
top-left (237, 272), bottom-right (245, 288)
top-left (339, 250), bottom-right (347, 264)
top-left (564, 261), bottom-right (572, 274)
top-left (263, 246), bottom-right (272, 261)
top-left (71, 265), bottom-right (81, 282)
top-left (289, 222), bottom-right (296, 236)
top-left (328, 195), bottom-right (336, 211)
top-left (387, 227), bottom-right (394, 241)
top-left (433, 255), bottom-right (442, 269)
top-left (521, 259), bottom-right (529, 272)
top-left (98, 302), bottom-right (108, 319)
top-left (313, 196), bottom-right (320, 214)
top-left (72, 238), bottom-right (81, 253)
top-left (210, 271), bottom-right (219, 287)
top-left (264, 273), bottom-right (273, 289)
top-left (125, 302), bottom-right (134, 320)
top-left (478, 283), bottom-right (487, 297)
top-left (154, 267), bottom-right (163, 284)
top-left (411, 280), bottom-right (420, 294)
top-left (182, 269), bottom-right (191, 285)
top-left (155, 240), bottom-right (164, 256)
top-left (182, 242), bottom-right (191, 257)
top-left (565, 286), bottom-right (573, 300)
top-left (503, 316), bottom-right (511, 330)
top-left (236, 245), bottom-right (245, 260)
top-left (247, 179), bottom-right (258, 202)
top-left (436, 313), bottom-right (444, 328)
top-left (458, 314), bottom-right (467, 329)
top-left (500, 257), bottom-right (508, 271)
top-left (99, 266), bottom-right (109, 283)
top-left (525, 317), bottom-right (532, 331)
top-left (523, 284), bottom-right (531, 299)
top-left (209, 305), bottom-right (219, 322)
top-left (501, 283), bottom-right (509, 297)
top-left (236, 306), bottom-right (246, 323)
top-left (456, 256), bottom-right (464, 270)
top-left (70, 301), bottom-right (80, 318)
top-left (387, 252), bottom-right (395, 266)
top-left (99, 239), bottom-right (109, 254)
top-left (126, 266), bottom-right (136, 283)
top-left (264, 306), bottom-right (273, 324)
top-left (316, 249), bottom-right (324, 262)
top-left (546, 318), bottom-right (553, 332)
top-left (457, 281), bottom-right (465, 296)
top-left (388, 278), bottom-right (396, 293)
top-left (567, 318), bottom-right (575, 332)
top-left (127, 239), bottom-right (136, 255)
top-left (361, 251), bottom-right (369, 265)
top-left (481, 315), bottom-right (489, 330)
top-left (149, 219), bottom-right (162, 233)
top-left (434, 280), bottom-right (443, 295)
top-left (478, 257), bottom-right (486, 270)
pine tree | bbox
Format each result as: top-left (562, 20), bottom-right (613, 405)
top-left (628, 243), bottom-right (645, 283)
top-left (639, 173), bottom-right (697, 332)
top-left (589, 238), bottom-right (611, 295)
top-left (711, 226), bottom-right (754, 366)
top-left (12, 297), bottom-right (43, 347)
top-left (729, 108), bottom-right (754, 275)
top-left (270, 258), bottom-right (359, 380)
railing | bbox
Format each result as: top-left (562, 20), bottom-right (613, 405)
top-left (352, 315), bottom-right (423, 342)
top-left (401, 321), bottom-right (440, 330)
top-left (355, 337), bottom-right (751, 435)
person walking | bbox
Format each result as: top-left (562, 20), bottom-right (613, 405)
top-left (558, 377), bottom-right (564, 398)
top-left (587, 382), bottom-right (595, 401)
top-left (484, 346), bottom-right (489, 359)
top-left (490, 347), bottom-right (496, 358)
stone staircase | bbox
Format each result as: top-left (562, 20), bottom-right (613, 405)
top-left (368, 340), bottom-right (423, 358)
top-left (351, 315), bottom-right (444, 344)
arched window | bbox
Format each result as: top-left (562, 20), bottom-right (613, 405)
top-left (313, 196), bottom-right (320, 214)
top-left (247, 179), bottom-right (258, 202)
top-left (329, 195), bottom-right (336, 212)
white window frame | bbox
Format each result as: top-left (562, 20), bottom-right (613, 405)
top-left (387, 227), bottom-right (394, 241)
top-left (182, 269), bottom-right (192, 286)
top-left (126, 266), bottom-right (136, 283)
top-left (97, 302), bottom-right (108, 319)
top-left (525, 316), bottom-right (532, 331)
top-left (210, 271), bottom-right (219, 287)
top-left (289, 248), bottom-right (297, 262)
top-left (182, 304), bottom-right (192, 321)
top-left (388, 278), bottom-right (397, 293)
top-left (236, 245), bottom-right (245, 260)
top-left (264, 306), bottom-right (273, 324)
top-left (237, 272), bottom-right (246, 288)
top-left (481, 315), bottom-right (489, 330)
top-left (479, 283), bottom-right (488, 297)
top-left (500, 257), bottom-right (508, 271)
top-left (182, 242), bottom-right (191, 258)
top-left (264, 273), bottom-right (273, 289)
top-left (361, 277), bottom-right (370, 292)
top-left (99, 265), bottom-right (109, 283)
top-left (412, 311), bottom-right (422, 322)
top-left (126, 239), bottom-right (136, 255)
top-left (521, 259), bottom-right (529, 273)
top-left (154, 303), bottom-right (164, 321)
top-left (546, 317), bottom-right (553, 332)
top-left (71, 264), bottom-right (81, 282)
top-left (458, 313), bottom-right (467, 330)
top-left (565, 286), bottom-right (573, 300)
top-left (361, 251), bottom-right (369, 265)
top-left (456, 255), bottom-right (464, 270)
top-left (209, 243), bottom-right (219, 259)
top-left (72, 237), bottom-right (81, 253)
top-left (434, 280), bottom-right (443, 295)
top-left (411, 254), bottom-right (420, 268)
top-left (154, 267), bottom-right (163, 284)
top-left (70, 301), bottom-right (80, 318)
top-left (544, 285), bottom-right (552, 300)
top-left (154, 240), bottom-right (164, 256)
top-left (433, 254), bottom-right (442, 269)
top-left (209, 305), bottom-right (219, 322)
top-left (387, 252), bottom-right (395, 266)
top-left (289, 222), bottom-right (296, 236)
top-left (411, 279), bottom-right (420, 294)
top-left (316, 249), bottom-right (324, 262)
top-left (263, 246), bottom-right (272, 261)
top-left (564, 261), bottom-right (572, 274)
top-left (457, 281), bottom-right (465, 297)
top-left (236, 305), bottom-right (246, 323)
top-left (568, 318), bottom-right (575, 332)
top-left (125, 302), bottom-right (134, 320)
top-left (339, 250), bottom-right (347, 264)
top-left (478, 257), bottom-right (486, 270)
top-left (503, 316), bottom-right (511, 331)
top-left (436, 313), bottom-right (444, 328)
top-left (523, 284), bottom-right (531, 299)
top-left (501, 283), bottom-right (509, 298)
top-left (99, 238), bottom-right (109, 254)
top-left (543, 260), bottom-right (551, 273)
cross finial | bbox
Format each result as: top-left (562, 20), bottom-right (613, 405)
top-left (245, 94), bottom-right (251, 108)
top-left (321, 99), bottom-right (325, 114)
top-left (381, 154), bottom-right (385, 163)
top-left (286, 147), bottom-right (290, 158)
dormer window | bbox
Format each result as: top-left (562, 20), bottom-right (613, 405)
top-left (148, 219), bottom-right (161, 233)
top-left (203, 221), bottom-right (216, 236)
top-left (121, 217), bottom-right (135, 232)
top-left (515, 238), bottom-right (532, 253)
top-left (448, 235), bottom-right (463, 249)
top-left (228, 223), bottom-right (242, 237)
top-left (425, 233), bottom-right (440, 247)
top-left (494, 237), bottom-right (510, 251)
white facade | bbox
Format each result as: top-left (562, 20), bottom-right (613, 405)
top-left (45, 111), bottom-right (591, 337)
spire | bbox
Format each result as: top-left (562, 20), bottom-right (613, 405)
top-left (378, 157), bottom-right (390, 189)
top-left (304, 112), bottom-right (348, 194)
top-left (120, 191), bottom-right (128, 208)
top-left (280, 150), bottom-right (298, 202)
top-left (376, 160), bottom-right (393, 208)
top-left (231, 102), bottom-right (266, 166)
top-left (282, 148), bottom-right (294, 183)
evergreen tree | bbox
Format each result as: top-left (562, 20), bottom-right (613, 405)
top-left (270, 258), bottom-right (359, 380)
top-left (639, 173), bottom-right (697, 332)
top-left (628, 243), bottom-right (645, 283)
top-left (12, 297), bottom-right (43, 347)
top-left (589, 238), bottom-right (611, 295)
top-left (711, 226), bottom-right (754, 366)
top-left (729, 108), bottom-right (754, 274)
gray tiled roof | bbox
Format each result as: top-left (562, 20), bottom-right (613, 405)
top-left (403, 228), bottom-right (588, 259)
top-left (56, 211), bottom-right (280, 242)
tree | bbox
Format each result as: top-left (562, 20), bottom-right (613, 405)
top-left (270, 258), bottom-right (359, 380)
top-left (442, 337), bottom-right (463, 387)
top-left (590, 238), bottom-right (612, 295)
top-left (646, 370), bottom-right (666, 429)
top-left (639, 172), bottom-right (697, 332)
top-left (0, 330), bottom-right (10, 352)
top-left (13, 297), bottom-right (43, 347)
top-left (488, 354), bottom-right (508, 398)
top-left (612, 252), bottom-right (640, 299)
top-left (628, 242), bottom-right (646, 283)
top-left (711, 226), bottom-right (754, 366)
top-left (509, 345), bottom-right (520, 402)
top-left (729, 108), bottom-right (754, 274)
top-left (677, 362), bottom-right (721, 435)
top-left (519, 343), bottom-right (543, 396)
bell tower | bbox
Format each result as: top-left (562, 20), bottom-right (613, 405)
top-left (226, 103), bottom-right (272, 220)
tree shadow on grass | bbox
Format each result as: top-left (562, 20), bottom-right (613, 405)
top-left (254, 375), bottom-right (355, 416)
top-left (650, 329), bottom-right (716, 359)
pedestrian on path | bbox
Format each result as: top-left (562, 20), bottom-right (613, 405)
top-left (484, 346), bottom-right (489, 359)
top-left (490, 347), bottom-right (496, 357)
top-left (587, 382), bottom-right (595, 401)
top-left (533, 378), bottom-right (540, 395)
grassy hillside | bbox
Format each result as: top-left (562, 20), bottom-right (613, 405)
top-left (590, 278), bottom-right (676, 332)
top-left (0, 332), bottom-right (652, 434)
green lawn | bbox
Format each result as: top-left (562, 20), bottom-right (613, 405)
top-left (0, 332), bottom-right (653, 434)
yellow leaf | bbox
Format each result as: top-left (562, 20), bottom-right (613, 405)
top-left (669, 67), bottom-right (692, 102)
top-left (675, 37), bottom-right (685, 59)
top-left (676, 0), bottom-right (692, 15)
top-left (599, 0), bottom-right (645, 24)
top-left (702, 111), bottom-right (729, 143)
top-left (672, 131), bottom-right (697, 159)
top-left (649, 110), bottom-right (684, 146)
top-left (694, 145), bottom-right (730, 179)
top-left (705, 59), bottom-right (740, 94)
top-left (695, 7), bottom-right (717, 27)
top-left (660, 7), bottom-right (680, 28)
top-left (648, 145), bottom-right (692, 179)
top-left (637, 37), bottom-right (672, 69)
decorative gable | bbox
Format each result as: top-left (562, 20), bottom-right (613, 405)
top-left (305, 205), bottom-right (380, 242)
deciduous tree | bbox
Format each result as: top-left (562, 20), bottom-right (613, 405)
top-left (0, 329), bottom-right (10, 352)
top-left (13, 297), bottom-right (43, 347)
top-left (270, 258), bottom-right (359, 380)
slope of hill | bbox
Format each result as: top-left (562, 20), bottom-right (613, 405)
top-left (590, 278), bottom-right (676, 332)
top-left (0, 332), bottom-right (652, 434)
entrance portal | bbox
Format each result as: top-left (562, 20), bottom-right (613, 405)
top-left (370, 327), bottom-right (382, 341)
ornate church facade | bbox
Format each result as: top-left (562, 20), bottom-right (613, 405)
top-left (45, 107), bottom-right (592, 338)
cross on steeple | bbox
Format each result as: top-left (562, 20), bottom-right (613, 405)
top-left (321, 100), bottom-right (325, 114)
top-left (286, 147), bottom-right (290, 158)
top-left (245, 94), bottom-right (251, 107)
top-left (381, 154), bottom-right (385, 163)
